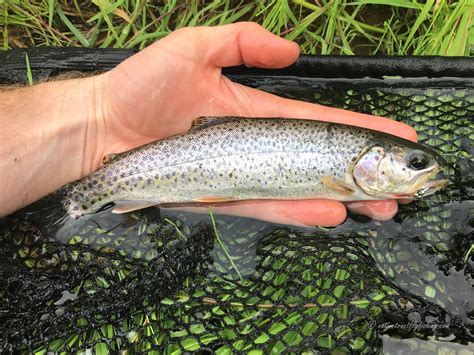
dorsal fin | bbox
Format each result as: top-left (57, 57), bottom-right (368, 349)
top-left (189, 116), bottom-right (242, 131)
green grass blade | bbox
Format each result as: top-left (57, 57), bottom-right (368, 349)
top-left (56, 7), bottom-right (90, 47)
top-left (292, 0), bottom-right (321, 12)
top-left (446, 3), bottom-right (473, 55)
top-left (87, 0), bottom-right (124, 23)
top-left (401, 0), bottom-right (434, 54)
top-left (25, 53), bottom-right (33, 86)
top-left (163, 218), bottom-right (186, 241)
top-left (347, 0), bottom-right (422, 9)
top-left (209, 207), bottom-right (243, 281)
top-left (218, 3), bottom-right (254, 25)
top-left (2, 2), bottom-right (8, 50)
top-left (465, 244), bottom-right (474, 263)
top-left (92, 0), bottom-right (120, 44)
top-left (48, 0), bottom-right (55, 27)
top-left (286, 3), bottom-right (329, 41)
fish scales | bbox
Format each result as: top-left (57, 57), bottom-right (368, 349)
top-left (63, 117), bottom-right (447, 218)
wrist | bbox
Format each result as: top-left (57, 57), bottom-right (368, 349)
top-left (0, 75), bottom-right (105, 215)
top-left (38, 76), bottom-right (105, 179)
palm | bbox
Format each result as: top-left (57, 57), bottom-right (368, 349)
top-left (102, 29), bottom-right (248, 148)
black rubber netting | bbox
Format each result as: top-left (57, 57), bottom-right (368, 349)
top-left (0, 51), bottom-right (473, 354)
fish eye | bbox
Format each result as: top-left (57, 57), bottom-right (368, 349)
top-left (407, 150), bottom-right (430, 171)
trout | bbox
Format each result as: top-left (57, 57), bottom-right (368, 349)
top-left (62, 117), bottom-right (448, 219)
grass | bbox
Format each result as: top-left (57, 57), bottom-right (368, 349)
top-left (24, 52), bottom-right (33, 85)
top-left (208, 207), bottom-right (243, 280)
top-left (465, 243), bottom-right (474, 263)
top-left (0, 0), bottom-right (472, 55)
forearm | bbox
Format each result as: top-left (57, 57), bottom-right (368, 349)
top-left (0, 77), bottom-right (103, 216)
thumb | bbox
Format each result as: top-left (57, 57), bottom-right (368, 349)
top-left (171, 22), bottom-right (301, 69)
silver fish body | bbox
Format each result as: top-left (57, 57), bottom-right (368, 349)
top-left (63, 117), bottom-right (447, 218)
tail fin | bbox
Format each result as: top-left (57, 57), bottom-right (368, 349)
top-left (1, 185), bottom-right (88, 244)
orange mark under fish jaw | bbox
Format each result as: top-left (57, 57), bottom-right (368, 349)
top-left (390, 193), bottom-right (413, 199)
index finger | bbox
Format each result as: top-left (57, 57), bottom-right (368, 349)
top-left (224, 82), bottom-right (418, 142)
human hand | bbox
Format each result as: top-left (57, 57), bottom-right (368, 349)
top-left (0, 23), bottom-right (415, 224)
top-left (90, 22), bottom-right (416, 227)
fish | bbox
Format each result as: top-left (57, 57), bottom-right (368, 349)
top-left (62, 116), bottom-right (448, 219)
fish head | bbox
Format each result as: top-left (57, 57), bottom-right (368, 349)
top-left (353, 140), bottom-right (448, 199)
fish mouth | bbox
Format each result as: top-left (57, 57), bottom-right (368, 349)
top-left (414, 178), bottom-right (449, 198)
top-left (410, 159), bottom-right (448, 198)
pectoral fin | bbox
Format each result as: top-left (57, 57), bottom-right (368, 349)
top-left (112, 201), bottom-right (157, 214)
top-left (321, 176), bottom-right (355, 196)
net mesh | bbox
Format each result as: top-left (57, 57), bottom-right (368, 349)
top-left (0, 75), bottom-right (473, 354)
